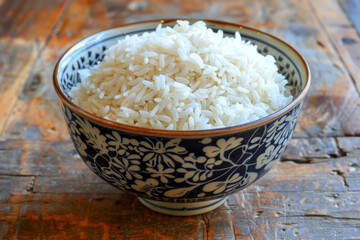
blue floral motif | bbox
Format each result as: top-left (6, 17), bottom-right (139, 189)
top-left (138, 138), bottom-right (187, 168)
top-left (146, 163), bottom-right (175, 184)
top-left (61, 103), bottom-right (301, 202)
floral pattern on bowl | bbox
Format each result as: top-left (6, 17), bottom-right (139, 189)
top-left (54, 19), bottom-right (310, 215)
top-left (62, 103), bottom-right (301, 202)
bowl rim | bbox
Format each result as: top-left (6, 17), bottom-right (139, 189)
top-left (53, 18), bottom-right (311, 137)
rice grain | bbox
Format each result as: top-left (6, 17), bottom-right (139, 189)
top-left (70, 20), bottom-right (293, 130)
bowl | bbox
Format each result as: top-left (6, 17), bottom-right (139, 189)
top-left (53, 19), bottom-right (310, 216)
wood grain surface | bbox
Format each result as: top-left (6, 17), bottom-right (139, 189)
top-left (0, 0), bottom-right (359, 239)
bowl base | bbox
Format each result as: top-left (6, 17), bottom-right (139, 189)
top-left (138, 197), bottom-right (227, 216)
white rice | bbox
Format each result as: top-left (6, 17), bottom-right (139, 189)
top-left (70, 20), bottom-right (293, 130)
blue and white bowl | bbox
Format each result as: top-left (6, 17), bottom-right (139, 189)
top-left (53, 19), bottom-right (310, 216)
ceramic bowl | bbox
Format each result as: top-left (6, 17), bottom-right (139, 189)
top-left (53, 19), bottom-right (310, 216)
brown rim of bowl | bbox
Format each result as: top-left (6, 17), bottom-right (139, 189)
top-left (53, 18), bottom-right (311, 137)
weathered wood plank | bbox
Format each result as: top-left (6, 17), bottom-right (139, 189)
top-left (48, 0), bottom-right (109, 55)
top-left (34, 175), bottom-right (117, 194)
top-left (311, 0), bottom-right (360, 101)
top-left (341, 0), bottom-right (360, 35)
top-left (203, 209), bottom-right (235, 240)
top-left (0, 140), bottom-right (87, 176)
top-left (337, 137), bottom-right (360, 156)
top-left (0, 0), bottom-right (68, 43)
top-left (0, 175), bottom-right (34, 201)
top-left (0, 177), bottom-right (34, 240)
top-left (232, 212), bottom-right (360, 240)
top-left (2, 190), bottom-right (358, 240)
top-left (2, 97), bottom-right (70, 141)
top-left (1, 0), bottom-right (110, 141)
top-left (0, 193), bottom-right (206, 240)
top-left (282, 137), bottom-right (340, 162)
top-left (0, 0), bottom-right (69, 134)
top-left (1, 189), bottom-right (359, 239)
top-left (0, 40), bottom-right (38, 134)
top-left (228, 190), bottom-right (360, 219)
top-left (254, 150), bottom-right (360, 192)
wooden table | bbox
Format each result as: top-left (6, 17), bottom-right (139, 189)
top-left (1, 0), bottom-right (360, 239)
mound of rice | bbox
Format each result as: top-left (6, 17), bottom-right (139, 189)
top-left (70, 20), bottom-right (293, 130)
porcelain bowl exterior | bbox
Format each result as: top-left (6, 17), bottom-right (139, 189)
top-left (53, 19), bottom-right (310, 205)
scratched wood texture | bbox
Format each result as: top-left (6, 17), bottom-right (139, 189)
top-left (0, 0), bottom-right (360, 239)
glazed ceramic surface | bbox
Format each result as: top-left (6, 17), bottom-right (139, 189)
top-left (61, 104), bottom-right (301, 201)
top-left (54, 19), bottom-right (310, 215)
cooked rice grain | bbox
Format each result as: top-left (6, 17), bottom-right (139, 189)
top-left (70, 20), bottom-right (293, 130)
